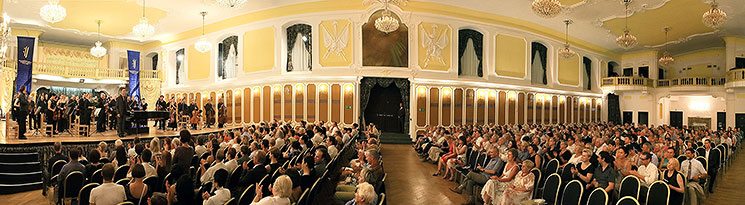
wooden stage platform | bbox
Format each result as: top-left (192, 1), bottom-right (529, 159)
top-left (0, 120), bottom-right (242, 145)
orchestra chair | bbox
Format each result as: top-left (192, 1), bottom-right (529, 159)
top-left (78, 120), bottom-right (90, 137)
top-left (69, 118), bottom-right (79, 136)
top-left (179, 116), bottom-right (189, 130)
top-left (5, 112), bottom-right (19, 138)
top-left (42, 114), bottom-right (55, 137)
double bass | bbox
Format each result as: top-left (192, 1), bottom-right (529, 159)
top-left (190, 110), bottom-right (200, 125)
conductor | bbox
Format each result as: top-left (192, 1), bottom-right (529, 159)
top-left (116, 88), bottom-right (129, 137)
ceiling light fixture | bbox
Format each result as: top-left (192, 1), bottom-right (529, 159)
top-left (559, 19), bottom-right (576, 59)
top-left (0, 13), bottom-right (11, 64)
top-left (132, 0), bottom-right (155, 39)
top-left (658, 27), bottom-right (674, 66)
top-left (615, 0), bottom-right (637, 49)
top-left (194, 11), bottom-right (211, 53)
top-left (531, 0), bottom-right (562, 18)
top-left (39, 0), bottom-right (66, 24)
top-left (374, 0), bottom-right (402, 34)
top-left (702, 0), bottom-right (726, 29)
top-left (216, 0), bottom-right (248, 9)
top-left (90, 20), bottom-right (107, 58)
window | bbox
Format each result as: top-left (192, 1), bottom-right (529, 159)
top-left (286, 24), bottom-right (312, 72)
top-left (218, 36), bottom-right (239, 79)
top-left (175, 48), bottom-right (185, 85)
top-left (583, 57), bottom-right (592, 90)
top-left (458, 29), bottom-right (483, 77)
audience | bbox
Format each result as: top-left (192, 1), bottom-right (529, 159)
top-left (252, 175), bottom-right (292, 204)
top-left (58, 147), bottom-right (85, 187)
top-left (345, 182), bottom-right (377, 205)
top-left (126, 164), bottom-right (150, 204)
top-left (202, 169), bottom-right (230, 205)
top-left (500, 160), bottom-right (535, 204)
top-left (90, 164), bottom-right (127, 205)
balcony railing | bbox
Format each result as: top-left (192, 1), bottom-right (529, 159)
top-left (602, 76), bottom-right (726, 90)
top-left (601, 76), bottom-right (654, 87)
top-left (3, 60), bottom-right (161, 80)
top-left (656, 77), bottom-right (725, 88)
top-left (728, 68), bottom-right (745, 83)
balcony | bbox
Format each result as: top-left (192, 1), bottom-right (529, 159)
top-left (602, 76), bottom-right (726, 92)
top-left (601, 77), bottom-right (654, 91)
top-left (726, 68), bottom-right (745, 88)
top-left (3, 60), bottom-right (162, 81)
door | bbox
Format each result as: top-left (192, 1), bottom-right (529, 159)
top-left (658, 68), bottom-right (665, 79)
top-left (639, 66), bottom-right (649, 78)
top-left (736, 114), bottom-right (745, 130)
top-left (623, 111), bottom-right (633, 125)
top-left (638, 112), bottom-right (648, 126)
top-left (670, 111), bottom-right (683, 128)
top-left (623, 68), bottom-right (633, 77)
top-left (717, 112), bottom-right (726, 131)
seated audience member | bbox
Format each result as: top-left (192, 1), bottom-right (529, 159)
top-left (85, 149), bottom-right (104, 181)
top-left (664, 158), bottom-right (685, 205)
top-left (500, 160), bottom-right (535, 205)
top-left (481, 148), bottom-right (520, 205)
top-left (444, 136), bottom-right (468, 181)
top-left (314, 147), bottom-right (331, 178)
top-left (202, 169), bottom-right (230, 205)
top-left (335, 168), bottom-right (376, 203)
top-left (126, 164), bottom-right (150, 204)
top-left (239, 150), bottom-right (268, 188)
top-left (90, 164), bottom-right (127, 205)
top-left (173, 130), bottom-right (195, 170)
top-left (58, 147), bottom-right (86, 188)
top-left (148, 192), bottom-right (168, 205)
top-left (113, 145), bottom-right (128, 167)
top-left (140, 149), bottom-right (157, 178)
top-left (591, 151), bottom-right (617, 195)
top-left (345, 182), bottom-right (377, 205)
top-left (166, 174), bottom-right (195, 205)
top-left (98, 141), bottom-right (109, 159)
top-left (681, 148), bottom-right (707, 205)
top-left (200, 148), bottom-right (227, 185)
top-left (265, 147), bottom-right (281, 175)
top-left (225, 147), bottom-right (239, 173)
top-left (252, 175), bottom-right (292, 204)
top-left (450, 146), bottom-right (504, 204)
top-left (630, 152), bottom-right (658, 199)
top-left (298, 155), bottom-right (317, 191)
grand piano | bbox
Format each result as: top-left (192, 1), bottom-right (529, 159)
top-left (126, 111), bottom-right (169, 134)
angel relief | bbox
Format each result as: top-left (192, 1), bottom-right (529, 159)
top-left (420, 24), bottom-right (449, 68)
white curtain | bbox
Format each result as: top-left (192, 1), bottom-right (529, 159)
top-left (460, 38), bottom-right (480, 77)
top-left (583, 61), bottom-right (590, 89)
top-left (531, 50), bottom-right (544, 84)
top-left (291, 33), bottom-right (310, 71)
top-left (223, 44), bottom-right (237, 79)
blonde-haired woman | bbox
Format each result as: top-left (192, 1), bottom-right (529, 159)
top-left (500, 160), bottom-right (535, 205)
top-left (346, 182), bottom-right (377, 205)
top-left (252, 175), bottom-right (292, 205)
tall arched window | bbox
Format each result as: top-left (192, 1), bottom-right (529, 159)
top-left (531, 42), bottom-right (547, 85)
top-left (175, 48), bottom-right (185, 85)
top-left (583, 56), bottom-right (592, 90)
top-left (152, 54), bottom-right (158, 70)
top-left (218, 36), bottom-right (239, 79)
top-left (458, 29), bottom-right (483, 77)
top-left (608, 61), bottom-right (619, 77)
top-left (286, 24), bottom-right (312, 72)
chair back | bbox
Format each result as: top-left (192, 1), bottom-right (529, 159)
top-left (298, 188), bottom-right (310, 205)
top-left (646, 181), bottom-right (670, 205)
top-left (709, 148), bottom-right (721, 169)
top-left (619, 175), bottom-right (641, 199)
top-left (114, 165), bottom-right (130, 182)
top-left (52, 160), bottom-right (67, 175)
top-left (63, 171), bottom-right (85, 198)
top-left (379, 193), bottom-right (386, 205)
top-left (695, 156), bottom-right (708, 170)
top-left (561, 163), bottom-right (575, 184)
top-left (116, 178), bottom-right (131, 186)
top-left (587, 188), bottom-right (608, 205)
top-left (99, 158), bottom-right (110, 164)
top-left (676, 156), bottom-right (687, 165)
top-left (477, 153), bottom-right (488, 167)
top-left (161, 173), bottom-right (171, 193)
top-left (223, 197), bottom-right (235, 205)
top-left (542, 173), bottom-right (561, 205)
top-left (237, 184), bottom-right (255, 205)
top-left (545, 159), bottom-right (559, 174)
top-left (467, 150), bottom-right (479, 167)
top-left (227, 167), bottom-right (244, 190)
top-left (77, 183), bottom-right (99, 205)
top-left (561, 180), bottom-right (584, 205)
top-left (530, 168), bottom-right (542, 199)
top-left (143, 176), bottom-right (159, 194)
top-left (79, 159), bottom-right (89, 166)
top-left (91, 169), bottom-right (103, 184)
top-left (616, 196), bottom-right (640, 205)
top-left (117, 202), bottom-right (134, 205)
top-left (696, 147), bottom-right (705, 157)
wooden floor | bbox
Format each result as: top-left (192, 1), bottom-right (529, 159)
top-left (0, 120), bottom-right (241, 145)
top-left (703, 147), bottom-right (745, 205)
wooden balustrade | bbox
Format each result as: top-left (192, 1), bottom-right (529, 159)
top-left (728, 68), bottom-right (745, 83)
top-left (1, 60), bottom-right (161, 80)
top-left (604, 76), bottom-right (726, 89)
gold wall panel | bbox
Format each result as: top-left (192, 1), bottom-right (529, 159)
top-left (243, 88), bottom-right (251, 123)
top-left (498, 91), bottom-right (506, 125)
top-left (465, 89), bottom-right (474, 124)
top-left (331, 84), bottom-right (341, 123)
top-left (225, 90), bottom-right (233, 124)
top-left (343, 85), bottom-right (353, 124)
top-left (476, 91), bottom-right (484, 125)
top-left (559, 98), bottom-right (566, 124)
top-left (495, 34), bottom-right (527, 78)
top-left (243, 27), bottom-right (276, 73)
top-left (307, 84), bottom-right (316, 122)
top-left (558, 54), bottom-right (580, 86)
top-left (429, 87), bottom-right (440, 126)
top-left (319, 20), bottom-right (353, 67)
top-left (284, 85), bottom-right (293, 121)
top-left (454, 88), bottom-right (463, 125)
top-left (527, 94), bottom-right (534, 124)
top-left (442, 89), bottom-right (451, 126)
top-left (295, 85), bottom-right (304, 121)
top-left (417, 23), bottom-right (451, 71)
top-left (319, 85), bottom-right (329, 122)
top-left (518, 93), bottom-right (525, 124)
top-left (235, 90), bottom-right (242, 123)
top-left (487, 92), bottom-right (496, 124)
top-left (417, 87), bottom-right (426, 126)
top-left (273, 86), bottom-right (281, 121)
top-left (508, 93), bottom-right (516, 124)
top-left (552, 96), bottom-right (558, 124)
top-left (536, 100), bottom-right (543, 124)
top-left (187, 45), bottom-right (211, 80)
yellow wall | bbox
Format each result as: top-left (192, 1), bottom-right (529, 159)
top-left (495, 34), bottom-right (526, 78)
top-left (558, 54), bottom-right (580, 86)
top-left (319, 20), bottom-right (353, 67)
top-left (417, 22), bottom-right (451, 71)
top-left (243, 27), bottom-right (275, 73)
top-left (188, 45), bottom-right (210, 80)
top-left (674, 48), bottom-right (725, 62)
top-left (621, 50), bottom-right (658, 61)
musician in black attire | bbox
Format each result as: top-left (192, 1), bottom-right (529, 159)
top-left (107, 97), bottom-right (117, 129)
top-left (68, 95), bottom-right (78, 126)
top-left (36, 94), bottom-right (46, 131)
top-left (47, 95), bottom-right (58, 134)
top-left (28, 95), bottom-right (36, 131)
top-left (178, 98), bottom-right (187, 116)
top-left (57, 95), bottom-right (67, 133)
top-left (156, 95), bottom-right (167, 130)
top-left (141, 98), bottom-right (148, 111)
top-left (116, 88), bottom-right (129, 138)
top-left (79, 93), bottom-right (91, 126)
top-left (96, 93), bottom-right (107, 132)
top-left (15, 85), bottom-right (29, 139)
top-left (188, 99), bottom-right (198, 117)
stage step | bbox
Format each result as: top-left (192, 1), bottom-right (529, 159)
top-left (379, 132), bottom-right (412, 144)
top-left (0, 152), bottom-right (43, 194)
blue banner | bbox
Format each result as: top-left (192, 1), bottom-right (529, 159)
top-left (15, 36), bottom-right (34, 93)
top-left (127, 50), bottom-right (140, 101)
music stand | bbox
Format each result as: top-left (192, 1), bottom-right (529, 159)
top-left (89, 108), bottom-right (105, 137)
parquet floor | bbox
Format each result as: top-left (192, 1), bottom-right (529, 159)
top-left (703, 147), bottom-right (745, 205)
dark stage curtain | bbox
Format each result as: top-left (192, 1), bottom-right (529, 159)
top-left (607, 93), bottom-right (621, 125)
top-left (360, 77), bottom-right (410, 133)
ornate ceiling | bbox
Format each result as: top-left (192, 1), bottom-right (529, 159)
top-left (5, 0), bottom-right (743, 55)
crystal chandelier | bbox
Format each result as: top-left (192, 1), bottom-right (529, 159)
top-left (132, 0), bottom-right (154, 38)
top-left (216, 0), bottom-right (248, 9)
top-left (658, 27), bottom-right (674, 66)
top-left (702, 0), bottom-right (726, 29)
top-left (558, 19), bottom-right (575, 59)
top-left (616, 0), bottom-right (637, 49)
top-left (194, 12), bottom-right (211, 53)
top-left (0, 13), bottom-right (11, 64)
top-left (90, 20), bottom-right (107, 58)
top-left (531, 0), bottom-right (562, 18)
top-left (375, 0), bottom-right (400, 34)
top-left (39, 0), bottom-right (66, 24)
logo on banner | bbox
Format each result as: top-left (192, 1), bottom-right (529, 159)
top-left (19, 46), bottom-right (32, 65)
top-left (132, 59), bottom-right (138, 69)
top-left (23, 46), bottom-right (29, 58)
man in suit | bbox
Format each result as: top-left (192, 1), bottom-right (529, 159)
top-left (78, 93), bottom-right (91, 126)
top-left (15, 86), bottom-right (29, 139)
top-left (397, 102), bottom-right (405, 133)
top-left (239, 150), bottom-right (267, 189)
top-left (116, 88), bottom-right (129, 138)
top-left (156, 95), bottom-right (167, 130)
top-left (96, 93), bottom-right (107, 132)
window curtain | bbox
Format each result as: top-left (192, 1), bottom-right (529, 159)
top-left (175, 48), bottom-right (184, 85)
top-left (583, 57), bottom-right (592, 90)
top-left (286, 24), bottom-right (312, 72)
top-left (218, 36), bottom-right (238, 79)
top-left (359, 77), bottom-right (410, 133)
top-left (152, 54), bottom-right (158, 70)
top-left (458, 29), bottom-right (483, 77)
top-left (531, 42), bottom-right (548, 85)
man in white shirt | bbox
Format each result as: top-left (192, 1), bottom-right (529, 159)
top-left (681, 148), bottom-right (708, 205)
top-left (141, 150), bottom-right (157, 178)
top-left (90, 164), bottom-right (126, 205)
top-left (200, 148), bottom-right (227, 185)
top-left (202, 168), bottom-right (230, 205)
top-left (631, 152), bottom-right (658, 186)
top-left (195, 136), bottom-right (208, 157)
top-left (224, 148), bottom-right (238, 173)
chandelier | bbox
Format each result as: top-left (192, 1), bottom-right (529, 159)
top-left (559, 19), bottom-right (575, 59)
top-left (658, 27), bottom-right (674, 66)
top-left (0, 13), bottom-right (11, 64)
top-left (375, 10), bottom-right (399, 34)
top-left (616, 0), bottom-right (637, 49)
top-left (39, 0), bottom-right (66, 24)
top-left (531, 0), bottom-right (562, 18)
top-left (90, 20), bottom-right (107, 58)
top-left (132, 0), bottom-right (154, 38)
top-left (702, 0), bottom-right (726, 29)
top-left (216, 0), bottom-right (248, 9)
top-left (194, 12), bottom-right (211, 53)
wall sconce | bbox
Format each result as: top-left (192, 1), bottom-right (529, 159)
top-left (296, 84), bottom-right (304, 93)
top-left (559, 96), bottom-right (566, 103)
top-left (319, 84), bottom-right (328, 92)
top-left (477, 90), bottom-right (486, 98)
top-left (344, 84), bottom-right (354, 93)
top-left (274, 85), bottom-right (281, 92)
top-left (442, 88), bottom-right (451, 96)
top-left (489, 90), bottom-right (496, 97)
top-left (417, 86), bottom-right (426, 96)
top-left (508, 91), bottom-right (516, 100)
top-left (536, 94), bottom-right (544, 102)
top-left (234, 89), bottom-right (241, 95)
top-left (597, 98), bottom-right (602, 104)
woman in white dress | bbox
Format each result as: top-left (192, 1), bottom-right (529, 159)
top-left (499, 160), bottom-right (535, 205)
top-left (481, 148), bottom-right (520, 205)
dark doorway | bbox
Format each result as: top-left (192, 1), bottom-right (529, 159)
top-left (736, 57), bottom-right (745, 69)
top-left (670, 111), bottom-right (683, 128)
top-left (717, 112), bottom-right (726, 130)
top-left (364, 83), bottom-right (404, 133)
top-left (623, 68), bottom-right (633, 77)
top-left (638, 112), bottom-right (648, 126)
top-left (623, 111), bottom-right (633, 125)
top-left (658, 68), bottom-right (665, 79)
top-left (639, 66), bottom-right (649, 78)
top-left (736, 114), bottom-right (745, 130)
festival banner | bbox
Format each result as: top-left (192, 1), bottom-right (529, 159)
top-left (127, 50), bottom-right (141, 101)
top-left (15, 36), bottom-right (35, 93)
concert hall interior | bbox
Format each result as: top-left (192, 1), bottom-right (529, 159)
top-left (2, 0), bottom-right (745, 204)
